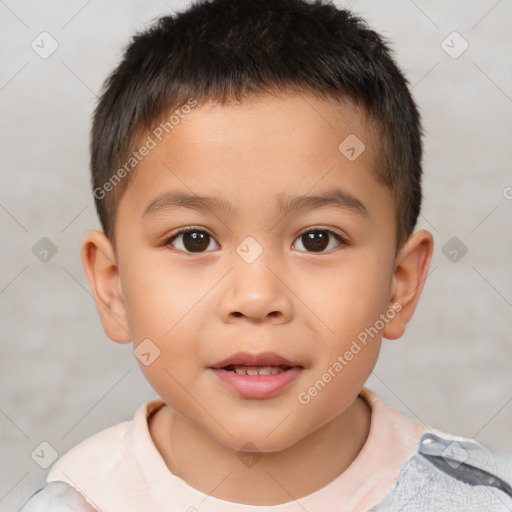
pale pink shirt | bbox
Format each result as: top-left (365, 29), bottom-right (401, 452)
top-left (47, 387), bottom-right (436, 512)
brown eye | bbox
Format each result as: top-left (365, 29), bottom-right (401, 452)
top-left (167, 229), bottom-right (219, 253)
top-left (293, 229), bottom-right (344, 253)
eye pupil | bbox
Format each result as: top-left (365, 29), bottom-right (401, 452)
top-left (302, 231), bottom-right (329, 252)
top-left (184, 231), bottom-right (209, 252)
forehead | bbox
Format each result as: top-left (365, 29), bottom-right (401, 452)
top-left (116, 92), bottom-right (392, 228)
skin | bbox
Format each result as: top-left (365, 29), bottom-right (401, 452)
top-left (82, 92), bottom-right (433, 505)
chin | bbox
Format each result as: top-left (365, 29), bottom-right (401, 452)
top-left (210, 424), bottom-right (307, 454)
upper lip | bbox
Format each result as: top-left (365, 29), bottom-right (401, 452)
top-left (210, 351), bottom-right (302, 369)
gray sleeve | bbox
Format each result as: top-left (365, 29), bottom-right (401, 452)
top-left (371, 433), bottom-right (512, 511)
top-left (18, 481), bottom-right (97, 512)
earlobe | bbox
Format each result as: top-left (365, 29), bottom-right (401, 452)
top-left (81, 230), bottom-right (131, 344)
top-left (382, 230), bottom-right (434, 340)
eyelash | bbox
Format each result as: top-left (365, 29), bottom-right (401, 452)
top-left (164, 226), bottom-right (347, 254)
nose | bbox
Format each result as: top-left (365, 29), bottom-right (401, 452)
top-left (216, 255), bottom-right (293, 324)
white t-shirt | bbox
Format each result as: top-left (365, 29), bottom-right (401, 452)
top-left (26, 387), bottom-right (460, 511)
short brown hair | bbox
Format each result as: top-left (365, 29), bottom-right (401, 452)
top-left (90, 0), bottom-right (423, 249)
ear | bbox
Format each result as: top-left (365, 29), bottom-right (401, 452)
top-left (81, 229), bottom-right (131, 344)
top-left (382, 229), bottom-right (434, 340)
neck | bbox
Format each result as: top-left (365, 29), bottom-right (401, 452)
top-left (149, 395), bottom-right (371, 505)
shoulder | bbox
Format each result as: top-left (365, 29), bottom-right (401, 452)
top-left (47, 397), bottom-right (163, 483)
top-left (18, 422), bottom-right (131, 512)
top-left (17, 481), bottom-right (98, 512)
top-left (47, 418), bottom-right (132, 482)
top-left (372, 430), bottom-right (512, 511)
top-left (20, 397), bottom-right (164, 512)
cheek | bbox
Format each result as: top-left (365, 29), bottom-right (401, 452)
top-left (296, 336), bottom-right (381, 427)
top-left (120, 257), bottom-right (190, 339)
top-left (299, 254), bottom-right (393, 340)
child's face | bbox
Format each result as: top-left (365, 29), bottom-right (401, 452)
top-left (85, 93), bottom-right (431, 453)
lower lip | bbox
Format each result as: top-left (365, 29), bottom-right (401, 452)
top-left (210, 367), bottom-right (302, 399)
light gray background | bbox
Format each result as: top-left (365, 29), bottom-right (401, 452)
top-left (1, 0), bottom-right (511, 510)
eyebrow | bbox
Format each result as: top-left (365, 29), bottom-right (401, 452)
top-left (142, 188), bottom-right (370, 220)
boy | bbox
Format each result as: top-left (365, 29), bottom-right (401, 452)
top-left (20, 0), bottom-right (512, 510)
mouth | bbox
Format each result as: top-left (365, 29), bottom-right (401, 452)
top-left (209, 352), bottom-right (303, 399)
top-left (222, 364), bottom-right (292, 376)
top-left (210, 351), bottom-right (302, 370)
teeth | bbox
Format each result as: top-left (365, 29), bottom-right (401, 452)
top-left (228, 365), bottom-right (288, 376)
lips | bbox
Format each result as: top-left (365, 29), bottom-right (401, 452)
top-left (209, 351), bottom-right (303, 399)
